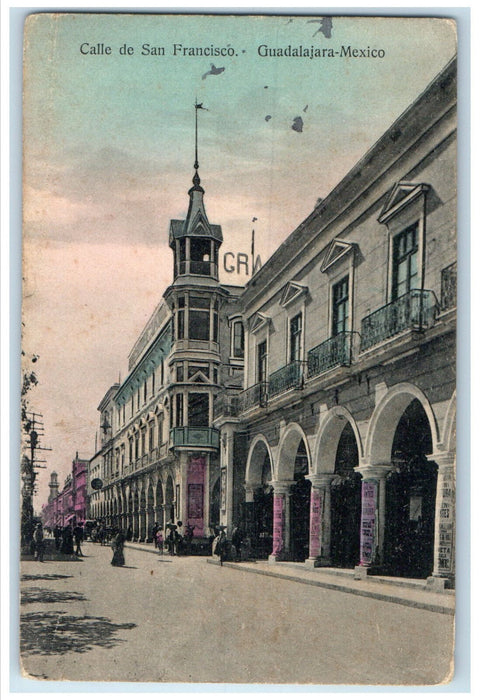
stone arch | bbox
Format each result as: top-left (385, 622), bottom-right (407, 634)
top-left (245, 434), bottom-right (274, 486)
top-left (276, 422), bottom-right (311, 482)
top-left (365, 383), bottom-right (439, 466)
top-left (441, 390), bottom-right (456, 453)
top-left (313, 406), bottom-right (363, 475)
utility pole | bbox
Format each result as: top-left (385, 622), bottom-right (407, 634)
top-left (21, 411), bottom-right (51, 550)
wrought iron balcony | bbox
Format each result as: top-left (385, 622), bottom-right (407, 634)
top-left (169, 426), bottom-right (220, 449)
top-left (307, 331), bottom-right (353, 379)
top-left (239, 383), bottom-right (268, 412)
top-left (268, 361), bottom-right (304, 398)
top-left (360, 289), bottom-right (438, 352)
top-left (213, 392), bottom-right (241, 420)
top-left (441, 262), bottom-right (456, 310)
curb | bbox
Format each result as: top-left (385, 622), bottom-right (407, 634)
top-left (206, 559), bottom-right (455, 616)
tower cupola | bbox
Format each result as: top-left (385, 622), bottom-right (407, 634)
top-left (169, 103), bottom-right (223, 280)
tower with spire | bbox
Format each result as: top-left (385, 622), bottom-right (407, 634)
top-left (169, 103), bottom-right (223, 282)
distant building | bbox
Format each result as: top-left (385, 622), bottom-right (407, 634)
top-left (42, 456), bottom-right (89, 528)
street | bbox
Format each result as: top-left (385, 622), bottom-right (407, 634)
top-left (20, 542), bottom-right (454, 685)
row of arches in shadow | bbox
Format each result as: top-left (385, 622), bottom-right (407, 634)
top-left (247, 398), bottom-right (437, 579)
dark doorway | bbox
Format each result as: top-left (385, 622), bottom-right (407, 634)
top-left (165, 476), bottom-right (175, 523)
top-left (210, 476), bottom-right (220, 530)
top-left (253, 452), bottom-right (273, 558)
top-left (384, 399), bottom-right (437, 578)
top-left (330, 422), bottom-right (362, 567)
top-left (290, 440), bottom-right (311, 561)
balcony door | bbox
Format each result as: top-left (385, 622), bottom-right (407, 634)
top-left (392, 223), bottom-right (418, 300)
top-left (257, 340), bottom-right (267, 383)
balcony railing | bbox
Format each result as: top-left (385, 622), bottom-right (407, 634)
top-left (213, 392), bottom-right (241, 420)
top-left (441, 262), bottom-right (457, 310)
top-left (360, 289), bottom-right (438, 352)
top-left (307, 331), bottom-right (353, 379)
top-left (239, 382), bottom-right (268, 412)
top-left (269, 361), bottom-right (304, 398)
top-left (170, 426), bottom-right (220, 449)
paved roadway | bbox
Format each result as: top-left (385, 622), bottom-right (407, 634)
top-left (20, 542), bottom-right (454, 685)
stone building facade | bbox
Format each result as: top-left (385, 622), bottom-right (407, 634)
top-left (89, 57), bottom-right (456, 587)
top-left (214, 57), bottom-right (456, 587)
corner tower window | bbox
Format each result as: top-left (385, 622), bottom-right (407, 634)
top-left (189, 296), bottom-right (210, 341)
top-left (190, 239), bottom-right (211, 275)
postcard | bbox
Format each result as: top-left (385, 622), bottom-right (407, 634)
top-left (20, 12), bottom-right (457, 685)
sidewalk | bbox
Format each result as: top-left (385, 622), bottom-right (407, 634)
top-left (125, 541), bottom-right (454, 616)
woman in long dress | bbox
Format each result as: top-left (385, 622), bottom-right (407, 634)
top-left (111, 530), bottom-right (125, 567)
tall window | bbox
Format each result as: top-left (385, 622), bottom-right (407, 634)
top-left (148, 422), bottom-right (154, 452)
top-left (392, 223), bottom-right (418, 300)
top-left (176, 393), bottom-right (184, 427)
top-left (157, 414), bottom-right (164, 446)
top-left (289, 313), bottom-right (302, 363)
top-left (257, 340), bottom-right (267, 383)
top-left (189, 296), bottom-right (210, 341)
top-left (178, 296), bottom-right (185, 340)
top-left (332, 276), bottom-right (349, 336)
top-left (188, 393), bottom-right (209, 427)
top-left (232, 320), bottom-right (245, 358)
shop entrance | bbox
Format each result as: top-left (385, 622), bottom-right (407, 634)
top-left (290, 440), bottom-right (311, 561)
top-left (253, 452), bottom-right (273, 559)
top-left (384, 399), bottom-right (437, 578)
top-left (330, 422), bottom-right (362, 568)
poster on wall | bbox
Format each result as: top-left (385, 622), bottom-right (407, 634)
top-left (19, 10), bottom-right (458, 687)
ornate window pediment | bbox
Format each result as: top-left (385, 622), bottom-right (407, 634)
top-left (321, 238), bottom-right (355, 273)
top-left (249, 312), bottom-right (271, 334)
top-left (280, 281), bottom-right (309, 308)
top-left (378, 181), bottom-right (430, 224)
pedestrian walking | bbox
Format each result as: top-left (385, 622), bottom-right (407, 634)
top-left (32, 523), bottom-right (44, 562)
top-left (111, 530), bottom-right (126, 567)
top-left (155, 527), bottom-right (164, 553)
top-left (213, 527), bottom-right (227, 566)
top-left (152, 522), bottom-right (158, 547)
top-left (73, 523), bottom-right (84, 556)
top-left (184, 522), bottom-right (195, 554)
top-left (231, 523), bottom-right (244, 562)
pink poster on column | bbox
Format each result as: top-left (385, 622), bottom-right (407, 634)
top-left (187, 456), bottom-right (206, 533)
top-left (272, 493), bottom-right (284, 557)
top-left (309, 488), bottom-right (324, 559)
top-left (360, 480), bottom-right (377, 566)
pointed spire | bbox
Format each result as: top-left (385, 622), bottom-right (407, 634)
top-left (191, 100), bottom-right (205, 193)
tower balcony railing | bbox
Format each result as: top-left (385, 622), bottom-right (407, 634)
top-left (169, 426), bottom-right (220, 449)
top-left (440, 261), bottom-right (457, 310)
top-left (213, 391), bottom-right (241, 420)
top-left (239, 382), bottom-right (268, 412)
top-left (360, 289), bottom-right (438, 352)
top-left (178, 261), bottom-right (218, 277)
top-left (307, 331), bottom-right (354, 379)
top-left (268, 360), bottom-right (304, 398)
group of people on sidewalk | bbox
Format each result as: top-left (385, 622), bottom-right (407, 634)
top-left (31, 522), bottom-right (85, 561)
top-left (151, 521), bottom-right (196, 555)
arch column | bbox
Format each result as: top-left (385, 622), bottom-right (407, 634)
top-left (305, 474), bottom-right (334, 568)
top-left (427, 452), bottom-right (455, 590)
top-left (268, 481), bottom-right (293, 563)
top-left (354, 464), bottom-right (392, 578)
